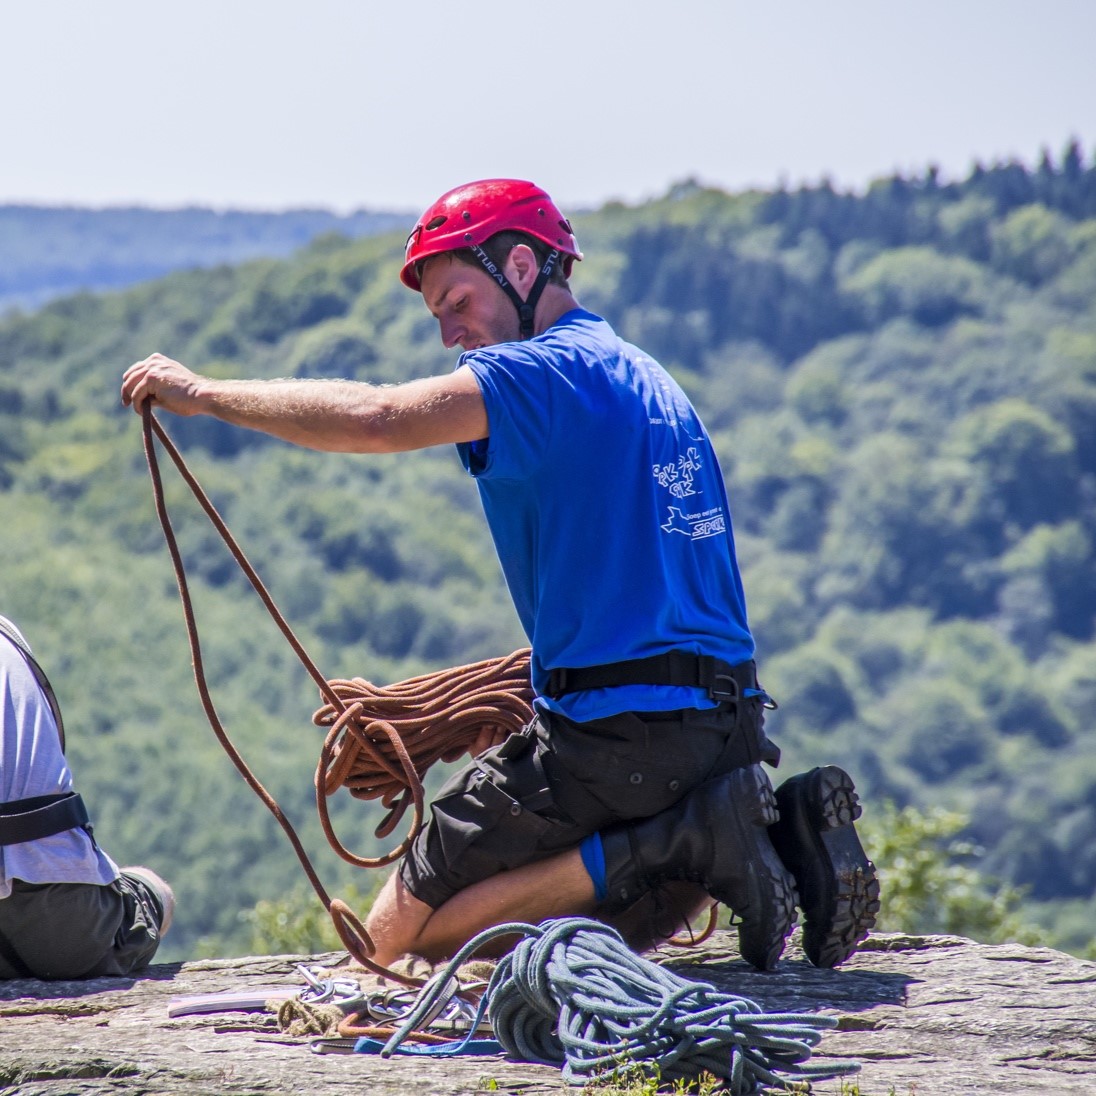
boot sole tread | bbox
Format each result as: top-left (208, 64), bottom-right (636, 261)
top-left (772, 766), bottom-right (879, 969)
top-left (727, 767), bottom-right (798, 971)
top-left (805, 861), bottom-right (881, 969)
top-left (742, 863), bottom-right (799, 970)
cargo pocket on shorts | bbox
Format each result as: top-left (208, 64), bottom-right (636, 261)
top-left (426, 738), bottom-right (561, 892)
top-left (469, 774), bottom-right (557, 871)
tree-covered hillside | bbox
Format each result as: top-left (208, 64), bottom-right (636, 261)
top-left (0, 205), bottom-right (410, 314)
top-left (1, 143), bottom-right (1094, 960)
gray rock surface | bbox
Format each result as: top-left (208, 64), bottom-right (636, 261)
top-left (2, 930), bottom-right (1094, 1094)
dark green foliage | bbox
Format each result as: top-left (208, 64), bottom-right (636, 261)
top-left (1, 143), bottom-right (1095, 958)
top-left (615, 221), bottom-right (859, 365)
top-left (858, 802), bottom-right (1040, 944)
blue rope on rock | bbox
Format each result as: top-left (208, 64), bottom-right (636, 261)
top-left (379, 917), bottom-right (860, 1092)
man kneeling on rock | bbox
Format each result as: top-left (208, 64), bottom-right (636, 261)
top-left (122, 178), bottom-right (879, 971)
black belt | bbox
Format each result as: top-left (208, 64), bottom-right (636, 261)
top-left (545, 651), bottom-right (755, 701)
top-left (0, 792), bottom-right (91, 846)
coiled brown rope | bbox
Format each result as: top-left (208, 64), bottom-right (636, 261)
top-left (139, 405), bottom-right (532, 982)
top-left (314, 650), bottom-right (534, 864)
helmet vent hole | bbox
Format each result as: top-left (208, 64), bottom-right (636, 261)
top-left (425, 215), bottom-right (447, 231)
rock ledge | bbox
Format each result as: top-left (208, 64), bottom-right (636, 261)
top-left (2, 931), bottom-right (1094, 1094)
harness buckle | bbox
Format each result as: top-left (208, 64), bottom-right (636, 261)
top-left (709, 673), bottom-right (740, 703)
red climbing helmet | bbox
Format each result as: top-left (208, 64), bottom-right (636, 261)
top-left (400, 179), bottom-right (582, 291)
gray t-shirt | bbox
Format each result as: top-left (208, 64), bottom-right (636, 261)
top-left (1, 615), bottom-right (117, 898)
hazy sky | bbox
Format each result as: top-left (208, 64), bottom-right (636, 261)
top-left (2, 0), bottom-right (1092, 216)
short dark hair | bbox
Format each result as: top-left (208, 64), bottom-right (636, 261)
top-left (448, 230), bottom-right (571, 288)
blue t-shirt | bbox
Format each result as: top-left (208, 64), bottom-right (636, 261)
top-left (456, 309), bottom-right (754, 722)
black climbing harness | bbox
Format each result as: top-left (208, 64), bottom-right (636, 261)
top-left (0, 619), bottom-right (92, 847)
top-left (545, 650), bottom-right (774, 706)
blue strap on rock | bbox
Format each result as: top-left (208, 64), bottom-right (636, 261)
top-left (353, 1036), bottom-right (502, 1057)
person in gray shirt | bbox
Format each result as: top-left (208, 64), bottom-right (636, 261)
top-left (0, 615), bottom-right (173, 980)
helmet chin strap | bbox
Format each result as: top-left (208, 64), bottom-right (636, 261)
top-left (465, 240), bottom-right (561, 340)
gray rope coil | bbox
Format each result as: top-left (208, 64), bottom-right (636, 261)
top-left (382, 918), bottom-right (860, 1092)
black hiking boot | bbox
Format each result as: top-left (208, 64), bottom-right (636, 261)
top-left (768, 766), bottom-right (880, 968)
top-left (600, 765), bottom-right (798, 970)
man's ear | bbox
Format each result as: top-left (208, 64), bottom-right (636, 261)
top-left (504, 244), bottom-right (539, 295)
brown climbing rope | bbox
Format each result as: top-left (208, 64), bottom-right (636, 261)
top-left (138, 405), bottom-right (715, 986)
top-left (139, 405), bottom-right (533, 983)
top-left (314, 650), bottom-right (533, 865)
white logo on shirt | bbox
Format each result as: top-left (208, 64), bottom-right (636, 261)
top-left (652, 449), bottom-right (726, 539)
top-left (660, 507), bottom-right (726, 539)
top-left (653, 448), bottom-right (702, 498)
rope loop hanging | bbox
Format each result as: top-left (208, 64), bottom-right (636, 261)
top-left (139, 406), bottom-right (526, 982)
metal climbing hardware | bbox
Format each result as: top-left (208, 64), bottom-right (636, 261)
top-left (355, 971), bottom-right (491, 1034)
top-left (744, 686), bottom-right (778, 709)
top-left (308, 969), bottom-right (495, 1057)
top-left (710, 671), bottom-right (740, 702)
top-left (294, 964), bottom-right (368, 1011)
top-left (167, 964), bottom-right (365, 1019)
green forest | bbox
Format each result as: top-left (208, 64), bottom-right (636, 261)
top-left (1, 143), bottom-right (1094, 963)
top-left (0, 205), bottom-right (409, 313)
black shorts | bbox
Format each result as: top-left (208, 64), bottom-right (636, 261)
top-left (400, 691), bottom-right (779, 909)
top-left (0, 872), bottom-right (163, 980)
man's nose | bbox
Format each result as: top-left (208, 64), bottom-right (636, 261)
top-left (439, 315), bottom-right (465, 349)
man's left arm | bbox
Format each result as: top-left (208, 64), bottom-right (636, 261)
top-left (120, 353), bottom-right (488, 454)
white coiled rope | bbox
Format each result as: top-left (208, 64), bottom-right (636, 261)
top-left (380, 917), bottom-right (860, 1092)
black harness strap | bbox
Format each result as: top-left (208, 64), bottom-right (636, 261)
top-left (0, 620), bottom-right (91, 846)
top-left (0, 618), bottom-right (66, 751)
top-left (546, 652), bottom-right (756, 702)
top-left (0, 792), bottom-right (90, 846)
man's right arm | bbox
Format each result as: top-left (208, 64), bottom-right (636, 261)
top-left (120, 353), bottom-right (488, 454)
